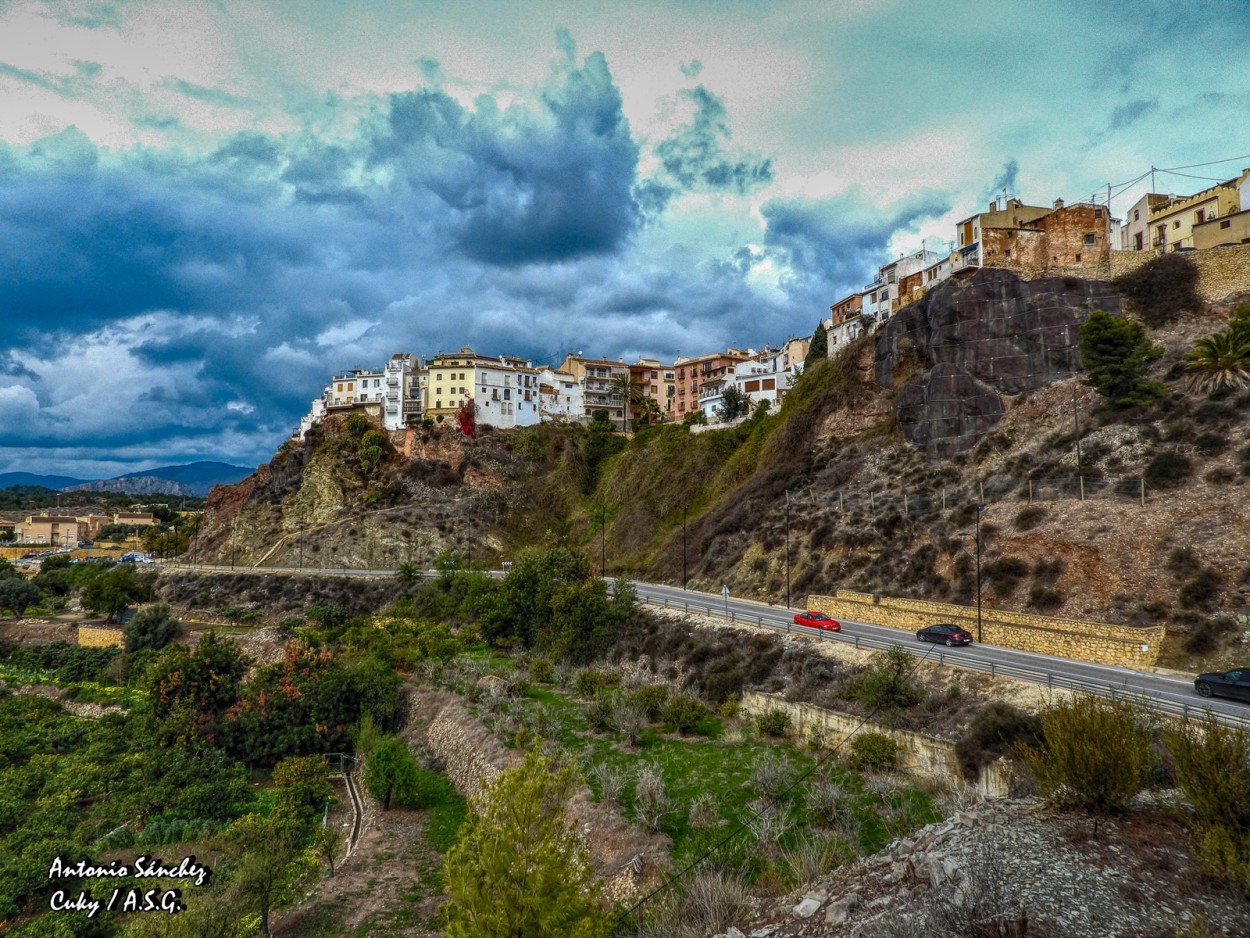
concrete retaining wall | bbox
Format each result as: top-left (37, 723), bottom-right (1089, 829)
top-left (741, 691), bottom-right (1010, 797)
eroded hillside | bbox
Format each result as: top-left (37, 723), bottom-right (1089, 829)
top-left (198, 267), bottom-right (1250, 667)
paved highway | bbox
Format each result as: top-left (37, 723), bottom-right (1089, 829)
top-left (170, 563), bottom-right (1249, 729)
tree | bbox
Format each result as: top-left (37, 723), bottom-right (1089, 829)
top-left (273, 754), bottom-right (335, 821)
top-left (81, 563), bottom-right (149, 622)
top-left (804, 321), bottom-right (829, 366)
top-left (1078, 309), bottom-right (1166, 409)
top-left (1025, 694), bottom-right (1149, 829)
top-left (124, 602), bottom-right (183, 653)
top-left (442, 747), bottom-right (610, 938)
top-left (220, 809), bottom-right (314, 937)
top-left (0, 577), bottom-right (40, 619)
top-left (716, 384), bottom-right (751, 422)
top-left (608, 373), bottom-right (640, 432)
top-left (1185, 312), bottom-right (1250, 394)
top-left (363, 734), bottom-right (423, 809)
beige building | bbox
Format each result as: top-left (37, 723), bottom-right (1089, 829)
top-left (1126, 169), bottom-right (1250, 254)
top-left (15, 515), bottom-right (84, 547)
top-left (557, 354), bottom-right (631, 426)
top-left (951, 198), bottom-right (1052, 272)
top-left (427, 348), bottom-right (540, 428)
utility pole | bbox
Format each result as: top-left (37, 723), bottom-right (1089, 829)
top-left (230, 519), bottom-right (237, 571)
top-left (299, 527), bottom-right (304, 571)
top-left (682, 504), bottom-right (688, 590)
top-left (975, 504), bottom-right (984, 644)
top-left (1073, 390), bottom-right (1082, 475)
top-left (599, 505), bottom-right (606, 578)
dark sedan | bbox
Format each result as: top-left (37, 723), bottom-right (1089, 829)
top-left (917, 623), bottom-right (973, 647)
top-left (1195, 668), bottom-right (1250, 702)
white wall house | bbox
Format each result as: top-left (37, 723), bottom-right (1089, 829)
top-left (699, 348), bottom-right (800, 422)
top-left (538, 368), bottom-right (585, 421)
top-left (474, 356), bottom-right (541, 429)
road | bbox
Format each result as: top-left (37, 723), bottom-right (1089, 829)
top-left (169, 563), bottom-right (1250, 729)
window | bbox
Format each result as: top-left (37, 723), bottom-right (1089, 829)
top-left (1133, 209), bottom-right (1140, 221)
top-left (1221, 220), bottom-right (1232, 229)
top-left (1173, 220), bottom-right (1181, 229)
top-left (1083, 233), bottom-right (1096, 245)
top-left (1075, 254), bottom-right (1082, 262)
top-left (1195, 210), bottom-right (1205, 224)
top-left (762, 379), bottom-right (775, 391)
top-left (1094, 209), bottom-right (1103, 220)
top-left (1135, 232), bottom-right (1144, 250)
top-left (744, 380), bottom-right (760, 392)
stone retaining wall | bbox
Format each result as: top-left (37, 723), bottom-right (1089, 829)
top-left (741, 691), bottom-right (1010, 797)
top-left (1107, 243), bottom-right (1250, 302)
top-left (807, 590), bottom-right (1164, 669)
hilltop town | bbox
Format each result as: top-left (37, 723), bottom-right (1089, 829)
top-left (297, 165), bottom-right (1250, 441)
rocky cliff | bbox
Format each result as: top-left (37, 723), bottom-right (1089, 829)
top-left (875, 268), bottom-right (1122, 457)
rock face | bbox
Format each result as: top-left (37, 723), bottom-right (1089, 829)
top-left (874, 268), bottom-right (1122, 457)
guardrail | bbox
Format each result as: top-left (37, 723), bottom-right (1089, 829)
top-left (637, 593), bottom-right (1250, 731)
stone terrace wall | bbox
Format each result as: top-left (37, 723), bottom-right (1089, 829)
top-left (807, 590), bottom-right (1164, 669)
top-left (77, 626), bottom-right (124, 648)
top-left (741, 691), bottom-right (1010, 797)
top-left (1108, 243), bottom-right (1250, 302)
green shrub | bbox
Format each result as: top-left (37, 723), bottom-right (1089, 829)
top-left (755, 709), bottom-right (791, 738)
top-left (1026, 585), bottom-right (1064, 612)
top-left (1026, 695), bottom-right (1150, 819)
top-left (1164, 716), bottom-right (1250, 896)
top-left (629, 685), bottom-right (669, 721)
top-left (586, 694), bottom-right (618, 733)
top-left (573, 668), bottom-right (621, 699)
top-left (662, 694), bottom-right (712, 735)
top-left (849, 732), bottom-right (900, 771)
top-left (1184, 616), bottom-right (1234, 655)
top-left (853, 646), bottom-right (923, 710)
top-left (1079, 310), bottom-right (1166, 409)
top-left (984, 557), bottom-right (1030, 595)
top-left (528, 656), bottom-right (555, 684)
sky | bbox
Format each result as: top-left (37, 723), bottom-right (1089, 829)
top-left (1, 0), bottom-right (1248, 480)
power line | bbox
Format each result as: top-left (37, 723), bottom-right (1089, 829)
top-left (1156, 168), bottom-right (1233, 184)
top-left (1157, 153), bottom-right (1250, 172)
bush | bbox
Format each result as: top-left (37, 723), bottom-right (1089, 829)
top-left (1179, 567), bottom-right (1224, 611)
top-left (1025, 695), bottom-right (1150, 820)
top-left (1013, 505), bottom-right (1047, 532)
top-left (853, 646), bottom-right (923, 710)
top-left (849, 732), bottom-right (900, 771)
top-left (1025, 585), bottom-right (1064, 612)
top-left (662, 693), bottom-right (712, 735)
top-left (755, 709), bottom-right (792, 738)
top-left (984, 557), bottom-right (1030, 595)
top-left (1113, 253), bottom-right (1201, 327)
top-left (1184, 616), bottom-right (1234, 655)
top-left (573, 668), bottom-right (621, 699)
top-left (124, 603), bottom-right (182, 653)
top-left (955, 703), bottom-right (1043, 779)
top-left (1144, 451), bottom-right (1193, 489)
top-left (629, 685), bottom-right (669, 721)
top-left (1164, 716), bottom-right (1250, 895)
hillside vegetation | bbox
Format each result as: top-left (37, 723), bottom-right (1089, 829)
top-left (198, 265), bottom-right (1250, 668)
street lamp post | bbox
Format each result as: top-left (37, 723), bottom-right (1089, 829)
top-left (299, 527), bottom-right (304, 571)
top-left (784, 490), bottom-right (792, 610)
top-left (682, 504), bottom-right (688, 591)
top-left (599, 504), bottom-right (606, 578)
top-left (230, 520), bottom-right (236, 571)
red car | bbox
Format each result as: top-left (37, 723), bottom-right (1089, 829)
top-left (794, 611), bottom-right (841, 631)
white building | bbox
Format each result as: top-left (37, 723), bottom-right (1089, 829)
top-left (538, 368), bottom-right (586, 421)
top-left (699, 347), bottom-right (801, 422)
top-left (473, 356), bottom-right (541, 429)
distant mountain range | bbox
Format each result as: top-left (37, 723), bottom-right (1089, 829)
top-left (0, 462), bottom-right (253, 497)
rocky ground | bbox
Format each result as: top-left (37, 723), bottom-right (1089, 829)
top-left (720, 795), bottom-right (1248, 938)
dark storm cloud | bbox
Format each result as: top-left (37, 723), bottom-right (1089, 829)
top-left (369, 42), bottom-right (641, 266)
top-left (761, 190), bottom-right (951, 306)
top-left (653, 86), bottom-right (774, 195)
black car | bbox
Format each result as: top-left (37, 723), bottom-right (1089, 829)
top-left (1194, 668), bottom-right (1250, 702)
top-left (916, 623), bottom-right (973, 647)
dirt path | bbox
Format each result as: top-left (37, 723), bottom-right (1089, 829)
top-left (272, 784), bottom-right (445, 938)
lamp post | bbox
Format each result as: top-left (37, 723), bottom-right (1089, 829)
top-left (230, 519), bottom-right (236, 571)
top-left (682, 504), bottom-right (688, 590)
top-left (974, 504), bottom-right (984, 643)
top-left (599, 504), bottom-right (606, 578)
top-left (298, 526), bottom-right (304, 571)
top-left (784, 490), bottom-right (792, 610)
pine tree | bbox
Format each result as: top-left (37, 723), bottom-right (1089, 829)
top-left (442, 747), bottom-right (610, 938)
top-left (804, 320), bottom-right (828, 366)
top-left (1078, 309), bottom-right (1166, 409)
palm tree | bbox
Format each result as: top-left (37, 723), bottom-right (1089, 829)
top-left (608, 373), bottom-right (641, 431)
top-left (1185, 325), bottom-right (1250, 394)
